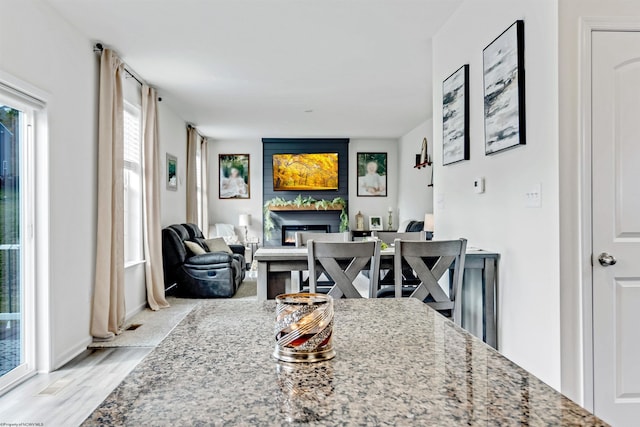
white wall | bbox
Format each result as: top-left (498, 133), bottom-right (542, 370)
top-left (398, 119), bottom-right (434, 224)
top-left (1, 0), bottom-right (189, 371)
top-left (558, 0), bottom-right (640, 405)
top-left (208, 139), bottom-right (263, 241)
top-left (0, 0), bottom-right (98, 370)
top-left (208, 138), bottom-right (401, 238)
top-left (348, 139), bottom-right (399, 230)
top-left (432, 0), bottom-right (561, 388)
top-left (159, 102), bottom-right (188, 227)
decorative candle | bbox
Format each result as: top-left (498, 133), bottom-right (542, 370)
top-left (355, 211), bottom-right (364, 231)
top-left (388, 206), bottom-right (393, 212)
top-left (274, 293), bottom-right (335, 363)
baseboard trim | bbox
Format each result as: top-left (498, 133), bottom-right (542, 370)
top-left (126, 302), bottom-right (148, 324)
top-left (51, 336), bottom-right (93, 371)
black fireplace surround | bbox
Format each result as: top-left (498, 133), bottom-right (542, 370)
top-left (262, 138), bottom-right (349, 246)
top-left (281, 225), bottom-right (330, 246)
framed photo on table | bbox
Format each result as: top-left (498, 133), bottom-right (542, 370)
top-left (357, 152), bottom-right (387, 197)
top-left (219, 154), bottom-right (250, 199)
top-left (369, 216), bottom-right (383, 231)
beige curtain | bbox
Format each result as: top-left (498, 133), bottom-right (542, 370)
top-left (141, 85), bottom-right (170, 311)
top-left (91, 49), bottom-right (125, 340)
top-left (186, 126), bottom-right (198, 224)
top-left (200, 138), bottom-right (209, 237)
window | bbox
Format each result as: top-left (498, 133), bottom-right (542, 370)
top-left (195, 139), bottom-right (202, 228)
top-left (0, 84), bottom-right (39, 392)
top-left (123, 101), bottom-right (143, 265)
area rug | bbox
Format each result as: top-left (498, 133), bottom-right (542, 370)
top-left (231, 278), bottom-right (257, 299)
top-left (88, 297), bottom-right (199, 348)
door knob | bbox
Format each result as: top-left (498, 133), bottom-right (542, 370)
top-left (598, 253), bottom-right (617, 267)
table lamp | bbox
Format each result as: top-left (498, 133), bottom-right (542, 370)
top-left (239, 214), bottom-right (251, 243)
top-left (424, 213), bottom-right (434, 239)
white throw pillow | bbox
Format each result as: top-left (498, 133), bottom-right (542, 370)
top-left (222, 235), bottom-right (239, 244)
top-left (184, 240), bottom-right (206, 255)
top-left (215, 223), bottom-right (236, 237)
top-left (205, 237), bottom-right (233, 254)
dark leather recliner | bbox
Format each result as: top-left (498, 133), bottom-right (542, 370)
top-left (162, 223), bottom-right (246, 298)
top-left (180, 223), bottom-right (246, 284)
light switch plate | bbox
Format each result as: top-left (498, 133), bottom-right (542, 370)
top-left (473, 177), bottom-right (485, 194)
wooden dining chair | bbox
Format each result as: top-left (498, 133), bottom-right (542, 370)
top-left (372, 231), bottom-right (427, 243)
top-left (295, 231), bottom-right (350, 247)
top-left (372, 231), bottom-right (426, 289)
top-left (387, 238), bottom-right (467, 324)
top-left (307, 240), bottom-right (381, 298)
top-left (294, 231), bottom-right (350, 292)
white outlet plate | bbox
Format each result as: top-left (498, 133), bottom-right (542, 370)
top-left (525, 184), bottom-right (542, 208)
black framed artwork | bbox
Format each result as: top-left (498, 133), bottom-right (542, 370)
top-left (356, 152), bottom-right (387, 197)
top-left (219, 154), bottom-right (250, 199)
top-left (442, 64), bottom-right (470, 165)
top-left (483, 20), bottom-right (526, 155)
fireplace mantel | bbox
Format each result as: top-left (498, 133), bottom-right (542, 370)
top-left (267, 205), bottom-right (343, 212)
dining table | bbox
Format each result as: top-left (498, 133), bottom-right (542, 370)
top-left (254, 245), bottom-right (500, 348)
top-left (84, 298), bottom-right (606, 426)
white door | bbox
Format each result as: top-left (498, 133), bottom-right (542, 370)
top-left (592, 30), bottom-right (640, 426)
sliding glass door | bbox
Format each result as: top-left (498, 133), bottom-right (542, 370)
top-left (0, 93), bottom-right (35, 390)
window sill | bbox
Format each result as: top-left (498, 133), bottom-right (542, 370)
top-left (125, 260), bottom-right (146, 269)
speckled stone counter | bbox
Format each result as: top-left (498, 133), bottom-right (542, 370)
top-left (84, 299), bottom-right (607, 426)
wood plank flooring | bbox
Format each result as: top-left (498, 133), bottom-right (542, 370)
top-left (0, 347), bottom-right (151, 426)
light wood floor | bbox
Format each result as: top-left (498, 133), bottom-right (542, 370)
top-left (0, 347), bottom-right (151, 426)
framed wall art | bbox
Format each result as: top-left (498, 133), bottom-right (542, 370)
top-left (483, 20), bottom-right (526, 155)
top-left (166, 153), bottom-right (178, 191)
top-left (357, 152), bottom-right (387, 197)
top-left (442, 64), bottom-right (470, 165)
top-left (219, 154), bottom-right (250, 199)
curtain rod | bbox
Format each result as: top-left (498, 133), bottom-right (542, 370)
top-left (187, 124), bottom-right (207, 140)
top-left (93, 43), bottom-right (144, 87)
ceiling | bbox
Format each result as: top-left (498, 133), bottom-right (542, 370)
top-left (47, 0), bottom-right (461, 139)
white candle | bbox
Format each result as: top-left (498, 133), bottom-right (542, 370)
top-left (388, 206), bottom-right (393, 212)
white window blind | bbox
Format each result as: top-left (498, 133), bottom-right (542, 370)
top-left (123, 102), bottom-right (143, 265)
top-left (195, 138), bottom-right (202, 228)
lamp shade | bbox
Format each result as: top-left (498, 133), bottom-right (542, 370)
top-left (239, 214), bottom-right (251, 227)
top-left (424, 213), bottom-right (434, 232)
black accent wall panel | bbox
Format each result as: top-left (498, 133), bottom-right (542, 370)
top-left (262, 138), bottom-right (349, 246)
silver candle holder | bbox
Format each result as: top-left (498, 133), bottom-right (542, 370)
top-left (273, 293), bottom-right (335, 363)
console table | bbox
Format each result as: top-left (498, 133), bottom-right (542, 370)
top-left (254, 246), bottom-right (500, 348)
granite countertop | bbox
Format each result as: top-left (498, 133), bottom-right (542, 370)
top-left (84, 299), bottom-right (607, 426)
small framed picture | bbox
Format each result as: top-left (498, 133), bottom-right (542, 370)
top-left (369, 216), bottom-right (383, 231)
top-left (357, 152), bottom-right (387, 197)
top-left (166, 153), bottom-right (178, 191)
top-left (219, 154), bottom-right (250, 199)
